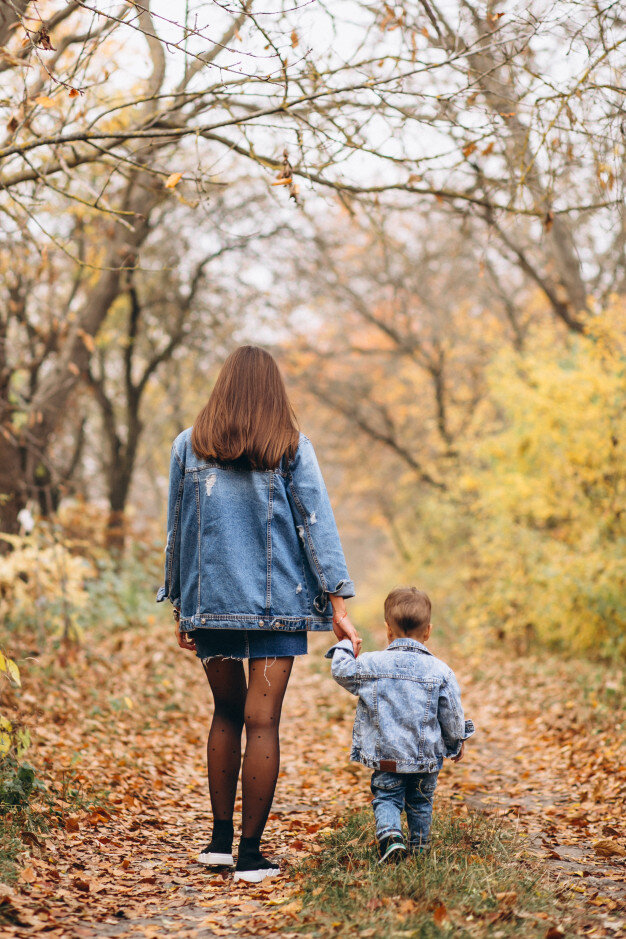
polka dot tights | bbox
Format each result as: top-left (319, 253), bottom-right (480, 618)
top-left (203, 656), bottom-right (293, 842)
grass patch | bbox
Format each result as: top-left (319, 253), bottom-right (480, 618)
top-left (0, 759), bottom-right (47, 886)
top-left (295, 807), bottom-right (574, 938)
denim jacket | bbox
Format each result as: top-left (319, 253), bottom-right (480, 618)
top-left (326, 638), bottom-right (475, 773)
top-left (156, 429), bottom-right (354, 631)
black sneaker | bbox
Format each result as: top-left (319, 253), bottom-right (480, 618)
top-left (234, 853), bottom-right (280, 883)
top-left (198, 841), bottom-right (234, 868)
top-left (378, 834), bottom-right (408, 864)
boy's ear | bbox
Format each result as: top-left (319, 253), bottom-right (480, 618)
top-left (385, 620), bottom-right (393, 641)
top-left (423, 622), bottom-right (433, 641)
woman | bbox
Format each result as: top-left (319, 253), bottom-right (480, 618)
top-left (157, 346), bottom-right (360, 883)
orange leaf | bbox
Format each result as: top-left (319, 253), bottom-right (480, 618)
top-left (164, 172), bottom-right (183, 189)
top-left (433, 903), bottom-right (447, 926)
top-left (34, 95), bottom-right (55, 108)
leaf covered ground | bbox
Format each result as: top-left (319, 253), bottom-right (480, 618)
top-left (1, 617), bottom-right (624, 937)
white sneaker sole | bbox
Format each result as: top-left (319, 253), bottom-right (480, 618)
top-left (198, 851), bottom-right (234, 867)
top-left (233, 867), bottom-right (280, 883)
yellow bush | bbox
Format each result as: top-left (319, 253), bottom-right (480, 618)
top-left (0, 529), bottom-right (93, 640)
top-left (458, 307), bottom-right (626, 654)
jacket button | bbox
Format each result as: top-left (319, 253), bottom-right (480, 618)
top-left (200, 617), bottom-right (206, 625)
top-left (258, 619), bottom-right (264, 627)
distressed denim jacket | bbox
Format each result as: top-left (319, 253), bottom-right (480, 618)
top-left (156, 429), bottom-right (354, 632)
top-left (326, 638), bottom-right (475, 773)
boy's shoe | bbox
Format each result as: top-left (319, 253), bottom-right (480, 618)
top-left (234, 853), bottom-right (280, 883)
top-left (378, 834), bottom-right (407, 864)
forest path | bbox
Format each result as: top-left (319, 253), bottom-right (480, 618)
top-left (4, 623), bottom-right (625, 937)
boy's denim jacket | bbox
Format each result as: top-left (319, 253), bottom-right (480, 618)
top-left (326, 638), bottom-right (475, 773)
top-left (156, 429), bottom-right (354, 632)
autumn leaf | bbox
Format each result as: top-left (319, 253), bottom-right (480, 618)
top-left (593, 838), bottom-right (626, 858)
top-left (0, 714), bottom-right (12, 757)
top-left (164, 172), bottom-right (183, 189)
top-left (34, 95), bottom-right (56, 109)
top-left (5, 656), bottom-right (20, 686)
top-left (78, 330), bottom-right (95, 353)
top-left (433, 903), bottom-right (447, 925)
top-left (69, 88), bottom-right (80, 99)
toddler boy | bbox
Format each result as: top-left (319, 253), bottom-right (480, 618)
top-left (326, 586), bottom-right (474, 863)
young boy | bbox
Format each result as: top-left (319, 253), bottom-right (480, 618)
top-left (326, 586), bottom-right (474, 863)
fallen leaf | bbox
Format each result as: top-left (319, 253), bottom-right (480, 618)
top-left (593, 838), bottom-right (626, 858)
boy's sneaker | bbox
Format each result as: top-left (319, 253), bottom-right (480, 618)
top-left (378, 833), bottom-right (407, 864)
top-left (234, 853), bottom-right (280, 883)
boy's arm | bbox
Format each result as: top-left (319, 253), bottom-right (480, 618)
top-left (325, 639), bottom-right (360, 695)
top-left (438, 670), bottom-right (475, 759)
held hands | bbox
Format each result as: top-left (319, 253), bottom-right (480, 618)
top-left (332, 606), bottom-right (362, 657)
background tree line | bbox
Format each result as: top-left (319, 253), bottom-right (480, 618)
top-left (0, 0), bottom-right (624, 656)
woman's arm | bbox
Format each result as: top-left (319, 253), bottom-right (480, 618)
top-left (286, 435), bottom-right (355, 604)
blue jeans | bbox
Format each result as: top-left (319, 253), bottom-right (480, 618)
top-left (370, 770), bottom-right (439, 850)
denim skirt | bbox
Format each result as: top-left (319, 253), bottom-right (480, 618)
top-left (190, 628), bottom-right (308, 661)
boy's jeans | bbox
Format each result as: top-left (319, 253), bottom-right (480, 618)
top-left (370, 770), bottom-right (439, 850)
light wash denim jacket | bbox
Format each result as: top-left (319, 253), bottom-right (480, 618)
top-left (326, 638), bottom-right (475, 773)
top-left (156, 429), bottom-right (354, 631)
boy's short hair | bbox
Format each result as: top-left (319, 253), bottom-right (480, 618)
top-left (384, 586), bottom-right (431, 635)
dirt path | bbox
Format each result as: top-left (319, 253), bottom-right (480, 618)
top-left (3, 626), bottom-right (625, 936)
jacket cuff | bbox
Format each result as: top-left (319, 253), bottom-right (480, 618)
top-left (156, 586), bottom-right (180, 609)
top-left (463, 719), bottom-right (475, 740)
top-left (324, 639), bottom-right (354, 659)
top-left (329, 579), bottom-right (355, 599)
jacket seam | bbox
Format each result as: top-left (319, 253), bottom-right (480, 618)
top-left (287, 478), bottom-right (328, 591)
top-left (166, 472), bottom-right (184, 598)
top-left (194, 471), bottom-right (201, 615)
top-left (172, 441), bottom-right (185, 472)
top-left (266, 473), bottom-right (274, 616)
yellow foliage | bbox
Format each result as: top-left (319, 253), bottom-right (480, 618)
top-left (344, 305), bottom-right (626, 658)
top-left (0, 530), bottom-right (93, 634)
top-left (0, 715), bottom-right (12, 759)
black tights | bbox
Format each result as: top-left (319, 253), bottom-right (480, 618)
top-left (203, 656), bottom-right (293, 842)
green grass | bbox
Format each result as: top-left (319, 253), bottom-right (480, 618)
top-left (0, 759), bottom-right (47, 886)
top-left (0, 756), bottom-right (109, 892)
top-left (294, 807), bottom-right (577, 938)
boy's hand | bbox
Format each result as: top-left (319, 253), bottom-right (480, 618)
top-left (451, 741), bottom-right (465, 763)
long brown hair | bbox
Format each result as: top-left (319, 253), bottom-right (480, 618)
top-left (191, 346), bottom-right (299, 470)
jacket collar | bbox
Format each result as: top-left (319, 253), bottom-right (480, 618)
top-left (386, 637), bottom-right (433, 655)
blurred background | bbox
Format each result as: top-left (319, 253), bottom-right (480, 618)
top-left (0, 0), bottom-right (624, 765)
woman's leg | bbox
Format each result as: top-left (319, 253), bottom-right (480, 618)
top-left (203, 658), bottom-right (247, 830)
top-left (241, 656), bottom-right (293, 843)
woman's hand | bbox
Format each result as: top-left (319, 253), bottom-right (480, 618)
top-left (173, 608), bottom-right (195, 651)
top-left (333, 615), bottom-right (362, 657)
top-left (330, 596), bottom-right (362, 657)
top-left (175, 626), bottom-right (196, 651)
